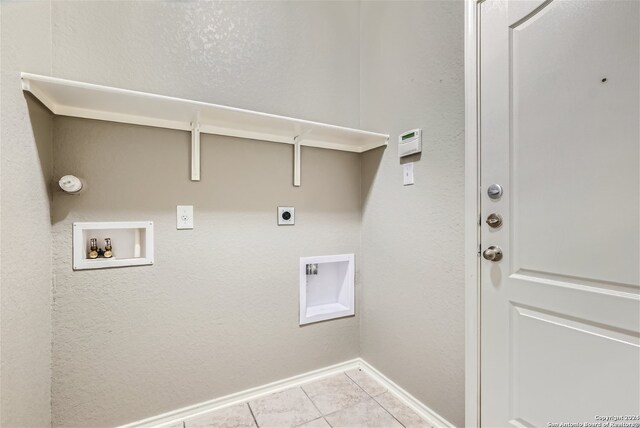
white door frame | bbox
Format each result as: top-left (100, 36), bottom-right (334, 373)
top-left (464, 0), bottom-right (481, 426)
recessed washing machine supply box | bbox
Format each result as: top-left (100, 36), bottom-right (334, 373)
top-left (299, 254), bottom-right (355, 325)
top-left (72, 221), bottom-right (154, 270)
top-left (398, 129), bottom-right (422, 158)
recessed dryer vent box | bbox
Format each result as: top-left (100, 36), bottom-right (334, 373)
top-left (72, 221), bottom-right (154, 270)
top-left (299, 254), bottom-right (355, 325)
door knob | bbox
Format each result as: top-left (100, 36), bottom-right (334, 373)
top-left (486, 213), bottom-right (503, 228)
top-left (482, 246), bottom-right (503, 262)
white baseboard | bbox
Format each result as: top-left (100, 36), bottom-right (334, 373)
top-left (119, 359), bottom-right (361, 428)
top-left (119, 358), bottom-right (454, 428)
top-left (358, 360), bottom-right (455, 428)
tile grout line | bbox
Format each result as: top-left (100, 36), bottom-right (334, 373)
top-left (299, 385), bottom-right (326, 425)
top-left (341, 371), bottom-right (369, 399)
top-left (346, 369), bottom-right (408, 428)
top-left (331, 372), bottom-right (374, 417)
top-left (320, 372), bottom-right (405, 428)
top-left (343, 370), bottom-right (380, 405)
top-left (314, 371), bottom-right (389, 424)
top-left (304, 371), bottom-right (371, 427)
top-left (246, 402), bottom-right (260, 428)
top-left (370, 392), bottom-right (408, 428)
top-left (293, 416), bottom-right (331, 428)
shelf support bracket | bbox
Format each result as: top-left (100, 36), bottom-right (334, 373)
top-left (293, 137), bottom-right (301, 187)
top-left (191, 121), bottom-right (201, 181)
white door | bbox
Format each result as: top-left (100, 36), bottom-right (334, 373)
top-left (480, 0), bottom-right (640, 426)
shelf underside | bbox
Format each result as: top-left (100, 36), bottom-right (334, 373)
top-left (21, 73), bottom-right (389, 153)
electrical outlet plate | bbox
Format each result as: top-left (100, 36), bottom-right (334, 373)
top-left (278, 207), bottom-right (295, 225)
top-left (177, 205), bottom-right (194, 229)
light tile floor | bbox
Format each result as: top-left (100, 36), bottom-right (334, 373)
top-left (178, 369), bottom-right (433, 428)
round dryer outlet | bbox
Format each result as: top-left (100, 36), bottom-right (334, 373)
top-left (278, 207), bottom-right (295, 225)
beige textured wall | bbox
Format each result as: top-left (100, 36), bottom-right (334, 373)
top-left (0, 1), bottom-right (53, 427)
top-left (359, 2), bottom-right (466, 426)
top-left (51, 0), bottom-right (360, 127)
top-left (0, 2), bottom-right (466, 426)
top-left (49, 2), bottom-right (362, 426)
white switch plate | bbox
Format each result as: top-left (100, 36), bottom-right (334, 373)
top-left (403, 162), bottom-right (415, 186)
top-left (177, 205), bottom-right (194, 229)
top-left (278, 207), bottom-right (295, 225)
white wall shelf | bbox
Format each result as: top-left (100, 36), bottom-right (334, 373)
top-left (72, 221), bottom-right (154, 270)
top-left (21, 73), bottom-right (389, 185)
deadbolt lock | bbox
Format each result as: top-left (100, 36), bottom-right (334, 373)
top-left (487, 184), bottom-right (503, 200)
top-left (486, 213), bottom-right (503, 228)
